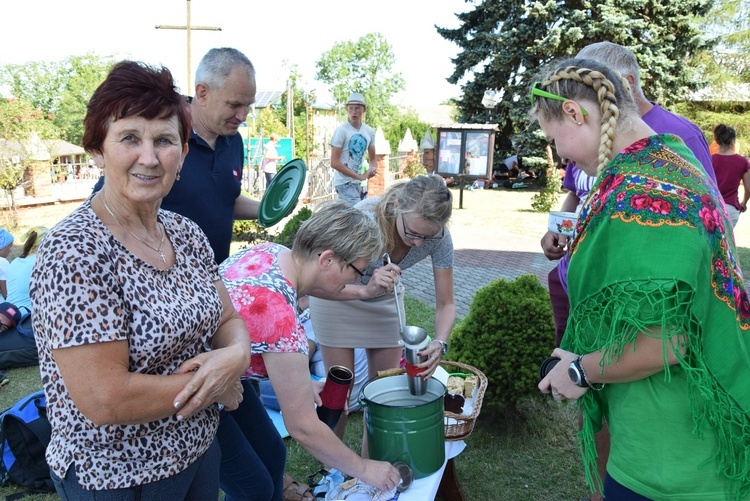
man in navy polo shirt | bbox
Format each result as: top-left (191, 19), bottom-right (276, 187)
top-left (170, 47), bottom-right (259, 263)
top-left (92, 48), bottom-right (259, 264)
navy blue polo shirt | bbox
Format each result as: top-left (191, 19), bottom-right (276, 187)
top-left (163, 131), bottom-right (243, 263)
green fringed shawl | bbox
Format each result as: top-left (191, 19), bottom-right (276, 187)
top-left (563, 134), bottom-right (750, 498)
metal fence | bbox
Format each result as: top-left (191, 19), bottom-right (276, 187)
top-left (242, 156), bottom-right (336, 208)
top-left (307, 157), bottom-right (335, 207)
top-left (247, 152), bottom-right (416, 211)
top-left (241, 165), bottom-right (264, 198)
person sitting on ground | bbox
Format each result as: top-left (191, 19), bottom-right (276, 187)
top-left (0, 300), bottom-right (37, 370)
top-left (7, 227), bottom-right (47, 311)
top-left (0, 301), bottom-right (22, 333)
top-left (0, 228), bottom-right (14, 300)
top-left (495, 154), bottom-right (521, 179)
top-left (219, 200), bottom-right (401, 496)
top-left (30, 60), bottom-right (250, 499)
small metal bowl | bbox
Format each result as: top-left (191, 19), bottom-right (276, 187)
top-left (393, 461), bottom-right (414, 492)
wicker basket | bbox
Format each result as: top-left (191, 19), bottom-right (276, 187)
top-left (440, 360), bottom-right (488, 441)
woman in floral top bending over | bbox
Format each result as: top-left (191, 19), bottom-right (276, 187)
top-left (218, 200), bottom-right (402, 497)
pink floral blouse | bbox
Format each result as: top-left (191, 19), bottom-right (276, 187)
top-left (219, 242), bottom-right (308, 376)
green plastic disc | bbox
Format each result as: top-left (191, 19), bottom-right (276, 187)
top-left (258, 158), bottom-right (307, 228)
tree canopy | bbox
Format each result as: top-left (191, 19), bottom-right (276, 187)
top-left (315, 32), bottom-right (405, 127)
top-left (0, 97), bottom-right (61, 214)
top-left (1, 54), bottom-right (114, 145)
top-left (437, 0), bottom-right (714, 155)
top-left (698, 0), bottom-right (750, 87)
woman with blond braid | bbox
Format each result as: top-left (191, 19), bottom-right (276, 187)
top-left (535, 58), bottom-right (750, 500)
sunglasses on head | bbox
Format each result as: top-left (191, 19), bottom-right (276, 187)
top-left (530, 82), bottom-right (589, 116)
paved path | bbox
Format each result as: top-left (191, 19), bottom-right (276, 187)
top-left (401, 188), bottom-right (557, 319)
top-left (402, 228), bottom-right (556, 320)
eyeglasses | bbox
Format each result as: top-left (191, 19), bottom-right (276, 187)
top-left (530, 82), bottom-right (589, 116)
top-left (348, 262), bottom-right (366, 278)
top-left (400, 214), bottom-right (444, 242)
top-left (320, 252), bottom-right (366, 279)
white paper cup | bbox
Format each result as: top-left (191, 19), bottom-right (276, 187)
top-left (548, 211), bottom-right (578, 237)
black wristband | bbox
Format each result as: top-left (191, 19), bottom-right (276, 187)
top-left (577, 355), bottom-right (605, 391)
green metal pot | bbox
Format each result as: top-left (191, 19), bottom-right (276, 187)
top-left (359, 374), bottom-right (446, 479)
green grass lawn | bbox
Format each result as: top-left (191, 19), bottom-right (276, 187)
top-left (0, 296), bottom-right (589, 500)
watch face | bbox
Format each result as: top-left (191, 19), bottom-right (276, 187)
top-left (568, 365), bottom-right (581, 385)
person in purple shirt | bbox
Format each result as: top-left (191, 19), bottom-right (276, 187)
top-left (577, 42), bottom-right (715, 182)
top-left (540, 41), bottom-right (717, 501)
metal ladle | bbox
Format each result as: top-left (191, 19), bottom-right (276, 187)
top-left (383, 253), bottom-right (428, 346)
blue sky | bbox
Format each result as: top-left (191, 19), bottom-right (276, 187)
top-left (3, 0), bottom-right (470, 107)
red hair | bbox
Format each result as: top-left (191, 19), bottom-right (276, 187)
top-left (82, 61), bottom-right (190, 154)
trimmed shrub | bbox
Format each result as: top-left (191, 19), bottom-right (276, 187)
top-left (449, 274), bottom-right (555, 410)
top-left (272, 206), bottom-right (312, 248)
top-left (232, 219), bottom-right (270, 246)
top-left (232, 206), bottom-right (313, 249)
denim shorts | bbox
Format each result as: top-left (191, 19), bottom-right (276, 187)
top-left (335, 182), bottom-right (362, 205)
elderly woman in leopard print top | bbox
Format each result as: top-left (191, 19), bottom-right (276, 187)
top-left (29, 61), bottom-right (250, 498)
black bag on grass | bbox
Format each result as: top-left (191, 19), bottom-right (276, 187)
top-left (0, 390), bottom-right (53, 492)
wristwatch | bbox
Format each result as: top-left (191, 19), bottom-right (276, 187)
top-left (567, 356), bottom-right (589, 388)
top-left (568, 355), bottom-right (605, 390)
top-left (435, 339), bottom-right (448, 355)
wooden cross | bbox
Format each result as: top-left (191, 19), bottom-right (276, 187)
top-left (156, 0), bottom-right (221, 92)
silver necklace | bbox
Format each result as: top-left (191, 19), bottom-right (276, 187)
top-left (101, 194), bottom-right (167, 264)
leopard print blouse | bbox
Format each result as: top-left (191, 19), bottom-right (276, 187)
top-left (30, 197), bottom-right (222, 490)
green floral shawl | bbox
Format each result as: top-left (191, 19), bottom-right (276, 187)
top-left (563, 134), bottom-right (750, 498)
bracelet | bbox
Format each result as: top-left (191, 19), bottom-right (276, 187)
top-left (577, 355), bottom-right (605, 391)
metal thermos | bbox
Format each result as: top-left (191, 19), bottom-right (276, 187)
top-left (404, 338), bottom-right (429, 396)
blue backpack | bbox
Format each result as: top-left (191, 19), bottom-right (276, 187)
top-left (0, 390), bottom-right (53, 492)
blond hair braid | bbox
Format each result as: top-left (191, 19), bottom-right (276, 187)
top-left (545, 66), bottom-right (621, 175)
